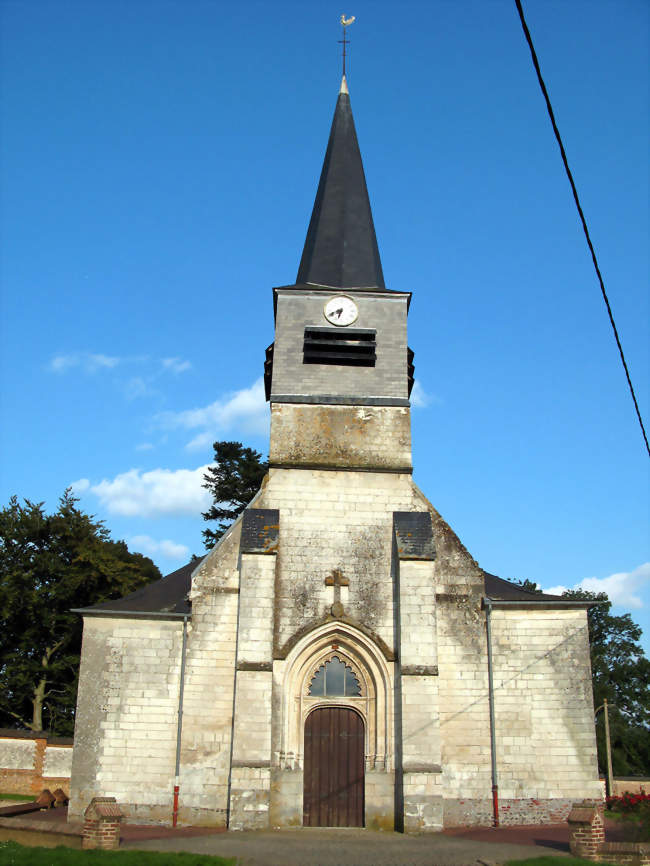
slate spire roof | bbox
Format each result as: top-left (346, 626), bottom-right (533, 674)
top-left (296, 76), bottom-right (385, 290)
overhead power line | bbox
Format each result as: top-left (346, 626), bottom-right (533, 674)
top-left (514, 0), bottom-right (649, 457)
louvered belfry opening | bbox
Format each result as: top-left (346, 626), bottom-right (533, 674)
top-left (303, 707), bottom-right (365, 827)
top-left (303, 327), bottom-right (376, 366)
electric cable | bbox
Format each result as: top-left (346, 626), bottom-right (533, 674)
top-left (514, 0), bottom-right (649, 457)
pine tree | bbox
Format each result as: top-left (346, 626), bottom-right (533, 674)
top-left (202, 441), bottom-right (268, 548)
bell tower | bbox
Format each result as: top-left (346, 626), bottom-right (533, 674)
top-left (266, 76), bottom-right (415, 473)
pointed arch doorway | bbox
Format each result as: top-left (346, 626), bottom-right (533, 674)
top-left (303, 707), bottom-right (365, 827)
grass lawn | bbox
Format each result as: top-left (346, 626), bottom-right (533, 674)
top-left (0, 841), bottom-right (236, 865)
top-left (0, 794), bottom-right (35, 802)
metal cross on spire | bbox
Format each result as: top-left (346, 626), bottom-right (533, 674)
top-left (339, 14), bottom-right (355, 78)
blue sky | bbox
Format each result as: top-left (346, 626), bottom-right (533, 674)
top-left (1, 1), bottom-right (648, 651)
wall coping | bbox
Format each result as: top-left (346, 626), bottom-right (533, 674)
top-left (0, 729), bottom-right (73, 746)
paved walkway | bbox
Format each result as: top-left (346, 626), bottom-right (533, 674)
top-left (122, 826), bottom-right (572, 865)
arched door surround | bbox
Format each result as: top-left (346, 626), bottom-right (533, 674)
top-left (276, 622), bottom-right (393, 775)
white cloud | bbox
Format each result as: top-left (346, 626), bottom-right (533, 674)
top-left (157, 377), bottom-right (269, 450)
top-left (129, 534), bottom-right (189, 561)
top-left (86, 465), bottom-right (211, 517)
top-left (49, 353), bottom-right (120, 373)
top-left (542, 562), bottom-right (650, 610)
top-left (70, 477), bottom-right (90, 493)
top-left (124, 376), bottom-right (150, 400)
top-left (135, 442), bottom-right (154, 451)
top-left (410, 380), bottom-right (430, 408)
top-left (541, 583), bottom-right (568, 596)
top-left (47, 353), bottom-right (191, 382)
top-left (162, 357), bottom-right (192, 374)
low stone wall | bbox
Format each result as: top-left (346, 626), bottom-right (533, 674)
top-left (610, 779), bottom-right (649, 797)
top-left (0, 730), bottom-right (72, 796)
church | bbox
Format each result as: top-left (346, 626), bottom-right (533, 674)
top-left (69, 74), bottom-right (601, 831)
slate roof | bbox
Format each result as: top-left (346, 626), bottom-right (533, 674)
top-left (76, 556), bottom-right (583, 618)
top-left (482, 571), bottom-right (589, 605)
top-left (75, 559), bottom-right (196, 616)
top-left (393, 512), bottom-right (436, 560)
top-left (241, 509), bottom-right (280, 554)
top-left (295, 76), bottom-right (385, 291)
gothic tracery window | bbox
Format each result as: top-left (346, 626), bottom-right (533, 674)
top-left (308, 656), bottom-right (361, 697)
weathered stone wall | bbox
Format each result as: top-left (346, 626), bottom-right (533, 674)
top-left (437, 601), bottom-right (601, 825)
top-left (409, 483), bottom-right (600, 826)
top-left (70, 467), bottom-right (601, 831)
top-left (270, 404), bottom-right (412, 471)
top-left (175, 521), bottom-right (242, 827)
top-left (0, 733), bottom-right (73, 795)
top-left (261, 467), bottom-right (421, 657)
top-left (43, 745), bottom-right (73, 779)
top-left (69, 617), bottom-right (184, 822)
top-left (0, 738), bottom-right (36, 772)
top-left (490, 608), bottom-right (601, 802)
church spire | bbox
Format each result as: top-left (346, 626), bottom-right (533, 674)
top-left (296, 77), bottom-right (385, 290)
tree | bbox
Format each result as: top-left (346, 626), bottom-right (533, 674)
top-left (202, 441), bottom-right (268, 548)
top-left (0, 490), bottom-right (160, 735)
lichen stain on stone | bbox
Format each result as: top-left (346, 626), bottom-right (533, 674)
top-left (366, 812), bottom-right (395, 831)
top-left (288, 579), bottom-right (321, 634)
top-left (338, 526), bottom-right (389, 628)
top-left (270, 404), bottom-right (411, 469)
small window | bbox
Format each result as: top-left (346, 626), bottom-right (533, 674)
top-left (308, 656), bottom-right (361, 697)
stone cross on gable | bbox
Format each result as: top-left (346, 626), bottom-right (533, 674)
top-left (325, 568), bottom-right (349, 618)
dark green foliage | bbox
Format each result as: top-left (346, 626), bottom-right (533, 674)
top-left (202, 441), bottom-right (268, 549)
top-left (0, 841), bottom-right (236, 864)
top-left (514, 578), bottom-right (544, 594)
top-left (562, 589), bottom-right (650, 776)
top-left (0, 491), bottom-right (160, 736)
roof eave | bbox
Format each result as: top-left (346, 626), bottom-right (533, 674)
top-left (72, 608), bottom-right (191, 621)
top-left (483, 596), bottom-right (595, 610)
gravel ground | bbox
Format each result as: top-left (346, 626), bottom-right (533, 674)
top-left (122, 827), bottom-right (571, 866)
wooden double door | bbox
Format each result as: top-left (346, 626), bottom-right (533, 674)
top-left (303, 707), bottom-right (365, 827)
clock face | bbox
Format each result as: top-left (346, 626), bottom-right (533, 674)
top-left (324, 295), bottom-right (358, 327)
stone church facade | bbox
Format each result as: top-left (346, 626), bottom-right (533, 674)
top-left (69, 77), bottom-right (601, 831)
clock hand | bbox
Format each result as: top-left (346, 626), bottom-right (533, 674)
top-left (334, 307), bottom-right (344, 318)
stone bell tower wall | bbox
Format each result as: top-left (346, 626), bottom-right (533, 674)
top-left (269, 403), bottom-right (412, 471)
top-left (270, 290), bottom-right (410, 404)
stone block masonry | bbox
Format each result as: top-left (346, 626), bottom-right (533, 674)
top-left (68, 464), bottom-right (602, 830)
top-left (270, 403), bottom-right (412, 472)
top-left (69, 618), bottom-right (184, 822)
top-left (271, 290), bottom-right (410, 403)
top-left (490, 609), bottom-right (601, 804)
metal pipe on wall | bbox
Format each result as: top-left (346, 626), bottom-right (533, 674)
top-left (484, 598), bottom-right (499, 828)
top-left (172, 615), bottom-right (189, 827)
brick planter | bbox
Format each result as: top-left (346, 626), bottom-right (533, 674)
top-left (568, 801), bottom-right (650, 865)
top-left (82, 796), bottom-right (123, 850)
